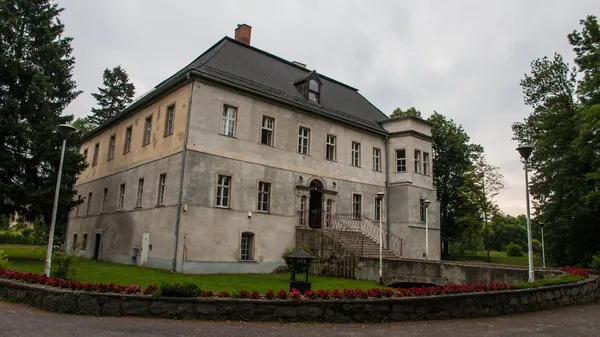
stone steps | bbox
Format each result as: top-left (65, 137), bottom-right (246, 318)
top-left (327, 230), bottom-right (400, 259)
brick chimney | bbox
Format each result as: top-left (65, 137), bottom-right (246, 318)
top-left (234, 24), bottom-right (252, 45)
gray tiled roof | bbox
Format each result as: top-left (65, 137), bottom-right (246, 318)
top-left (84, 37), bottom-right (389, 140)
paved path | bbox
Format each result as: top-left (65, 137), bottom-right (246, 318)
top-left (1, 301), bottom-right (600, 337)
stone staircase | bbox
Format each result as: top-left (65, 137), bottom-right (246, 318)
top-left (330, 230), bottom-right (400, 259)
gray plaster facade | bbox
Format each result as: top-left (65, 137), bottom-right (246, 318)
top-left (67, 32), bottom-right (440, 274)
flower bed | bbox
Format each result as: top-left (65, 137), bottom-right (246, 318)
top-left (0, 267), bottom-right (589, 301)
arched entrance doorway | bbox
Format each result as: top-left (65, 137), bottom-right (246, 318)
top-left (309, 180), bottom-right (323, 228)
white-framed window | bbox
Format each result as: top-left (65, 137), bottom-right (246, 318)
top-left (298, 126), bottom-right (310, 154)
top-left (308, 79), bottom-right (320, 103)
top-left (165, 104), bottom-right (175, 137)
top-left (240, 232), bottom-right (255, 261)
top-left (101, 188), bottom-right (108, 212)
top-left (396, 149), bottom-right (406, 172)
top-left (373, 147), bottom-right (381, 171)
top-left (92, 143), bottom-right (99, 167)
top-left (86, 192), bottom-right (92, 214)
top-left (375, 197), bottom-right (382, 222)
top-left (221, 105), bottom-right (237, 137)
top-left (326, 134), bottom-right (336, 161)
top-left (423, 152), bottom-right (430, 175)
top-left (117, 184), bottom-right (125, 210)
top-left (299, 195), bottom-right (307, 226)
top-left (143, 115), bottom-right (152, 146)
top-left (157, 173), bottom-right (166, 205)
top-left (325, 199), bottom-right (333, 227)
top-left (420, 199), bottom-right (426, 222)
top-left (257, 182), bottom-right (271, 212)
top-left (352, 194), bottom-right (362, 219)
top-left (124, 126), bottom-right (132, 154)
top-left (260, 116), bottom-right (274, 146)
top-left (107, 135), bottom-right (115, 160)
top-left (415, 150), bottom-right (422, 173)
top-left (136, 178), bottom-right (144, 207)
top-left (351, 142), bottom-right (361, 167)
top-left (216, 175), bottom-right (231, 208)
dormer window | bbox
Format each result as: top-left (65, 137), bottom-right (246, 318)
top-left (308, 79), bottom-right (320, 103)
top-left (294, 70), bottom-right (322, 104)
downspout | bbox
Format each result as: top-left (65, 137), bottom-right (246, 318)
top-left (172, 74), bottom-right (195, 272)
top-left (384, 136), bottom-right (391, 248)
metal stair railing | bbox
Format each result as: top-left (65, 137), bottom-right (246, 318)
top-left (333, 213), bottom-right (405, 258)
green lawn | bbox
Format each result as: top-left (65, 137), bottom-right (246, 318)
top-left (0, 244), bottom-right (386, 292)
top-left (445, 250), bottom-right (543, 267)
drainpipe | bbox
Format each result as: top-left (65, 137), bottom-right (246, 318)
top-left (172, 74), bottom-right (195, 272)
top-left (384, 136), bottom-right (390, 248)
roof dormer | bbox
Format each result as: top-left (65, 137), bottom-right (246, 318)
top-left (294, 70), bottom-right (322, 104)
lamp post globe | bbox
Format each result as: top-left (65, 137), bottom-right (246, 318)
top-left (44, 124), bottom-right (76, 277)
top-left (517, 144), bottom-right (535, 282)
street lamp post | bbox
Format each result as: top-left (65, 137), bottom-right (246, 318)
top-left (44, 124), bottom-right (76, 277)
top-left (423, 199), bottom-right (431, 259)
top-left (516, 144), bottom-right (535, 282)
top-left (540, 222), bottom-right (546, 269)
top-left (376, 192), bottom-right (385, 285)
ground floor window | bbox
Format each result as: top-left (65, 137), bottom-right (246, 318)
top-left (72, 234), bottom-right (78, 250)
top-left (299, 195), bottom-right (307, 226)
top-left (325, 199), bottom-right (333, 227)
top-left (352, 194), bottom-right (362, 219)
top-left (375, 197), bottom-right (382, 222)
top-left (81, 234), bottom-right (88, 250)
top-left (240, 232), bottom-right (255, 261)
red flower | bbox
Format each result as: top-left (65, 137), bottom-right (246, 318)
top-left (264, 290), bottom-right (275, 299)
top-left (276, 289), bottom-right (287, 299)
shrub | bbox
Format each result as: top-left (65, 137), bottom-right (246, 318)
top-left (157, 282), bottom-right (200, 298)
top-left (276, 289), bottom-right (287, 299)
top-left (250, 290), bottom-right (260, 299)
top-left (217, 291), bottom-right (230, 298)
top-left (560, 266), bottom-right (589, 278)
top-left (590, 252), bottom-right (600, 270)
top-left (0, 250), bottom-right (12, 270)
top-left (515, 274), bottom-right (584, 289)
top-left (143, 284), bottom-right (157, 295)
top-left (290, 289), bottom-right (302, 300)
top-left (264, 290), bottom-right (275, 299)
top-left (52, 250), bottom-right (78, 280)
top-left (281, 246), bottom-right (312, 274)
top-left (505, 242), bottom-right (524, 257)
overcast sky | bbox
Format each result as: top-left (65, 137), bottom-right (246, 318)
top-left (56, 0), bottom-right (599, 216)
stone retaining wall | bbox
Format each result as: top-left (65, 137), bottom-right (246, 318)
top-left (0, 277), bottom-right (598, 322)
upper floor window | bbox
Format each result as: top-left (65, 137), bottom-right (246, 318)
top-left (298, 126), bottom-right (310, 154)
top-left (107, 135), bottom-right (116, 161)
top-left (351, 142), bottom-right (361, 167)
top-left (124, 126), bottom-right (132, 153)
top-left (216, 175), bottom-right (231, 208)
top-left (83, 148), bottom-right (88, 162)
top-left (136, 178), bottom-right (144, 208)
top-left (373, 147), bottom-right (381, 171)
top-left (308, 79), bottom-right (320, 103)
top-left (396, 149), bottom-right (406, 172)
top-left (221, 105), bottom-right (237, 137)
top-left (143, 115), bottom-right (152, 146)
top-left (101, 188), bottom-right (108, 212)
top-left (240, 232), bottom-right (255, 261)
top-left (164, 104), bottom-right (175, 137)
top-left (419, 199), bottom-right (426, 222)
top-left (415, 150), bottom-right (422, 173)
top-left (117, 184), bottom-right (125, 210)
top-left (92, 143), bottom-right (99, 167)
top-left (86, 192), bottom-right (93, 214)
top-left (257, 181), bottom-right (271, 212)
top-left (326, 134), bottom-right (336, 161)
top-left (423, 152), bottom-right (430, 175)
top-left (260, 116), bottom-right (274, 146)
top-left (157, 173), bottom-right (166, 205)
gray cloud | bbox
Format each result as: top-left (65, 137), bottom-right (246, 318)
top-left (57, 0), bottom-right (600, 216)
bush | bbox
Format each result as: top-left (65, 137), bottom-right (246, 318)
top-left (450, 229), bottom-right (484, 255)
top-left (515, 274), bottom-right (584, 289)
top-left (0, 250), bottom-right (12, 270)
top-left (532, 239), bottom-right (542, 256)
top-left (282, 246), bottom-right (312, 274)
top-left (157, 282), bottom-right (200, 298)
top-left (590, 252), bottom-right (600, 270)
top-left (505, 242), bottom-right (524, 257)
top-left (52, 250), bottom-right (78, 280)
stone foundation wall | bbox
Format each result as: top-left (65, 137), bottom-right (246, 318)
top-left (0, 277), bottom-right (598, 322)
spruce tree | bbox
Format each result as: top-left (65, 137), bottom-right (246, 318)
top-left (89, 65), bottom-right (135, 126)
top-left (0, 0), bottom-right (86, 238)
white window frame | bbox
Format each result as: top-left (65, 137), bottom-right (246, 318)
top-left (157, 173), bottom-right (166, 206)
top-left (373, 147), bottom-right (381, 171)
top-left (423, 152), bottom-right (430, 175)
top-left (86, 192), bottom-right (93, 214)
top-left (221, 104), bottom-right (237, 137)
top-left (415, 150), bottom-right (422, 173)
top-left (299, 195), bottom-right (307, 226)
top-left (260, 115), bottom-right (274, 146)
top-left (117, 184), bottom-right (125, 210)
top-left (420, 199), bottom-right (426, 222)
top-left (298, 126), bottom-right (310, 154)
top-left (216, 174), bottom-right (232, 208)
top-left (351, 142), bottom-right (361, 167)
top-left (107, 135), bottom-right (116, 161)
top-left (143, 115), bottom-right (152, 146)
top-left (396, 149), bottom-right (406, 172)
top-left (240, 232), bottom-right (255, 261)
top-left (375, 197), bottom-right (382, 221)
top-left (165, 104), bottom-right (175, 137)
top-left (101, 188), bottom-right (108, 212)
top-left (92, 143), bottom-right (99, 167)
top-left (325, 199), bottom-right (333, 227)
top-left (352, 194), bottom-right (362, 219)
top-left (257, 181), bottom-right (271, 212)
top-left (326, 134), bottom-right (336, 161)
top-left (136, 178), bottom-right (144, 207)
top-left (124, 126), bottom-right (132, 154)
